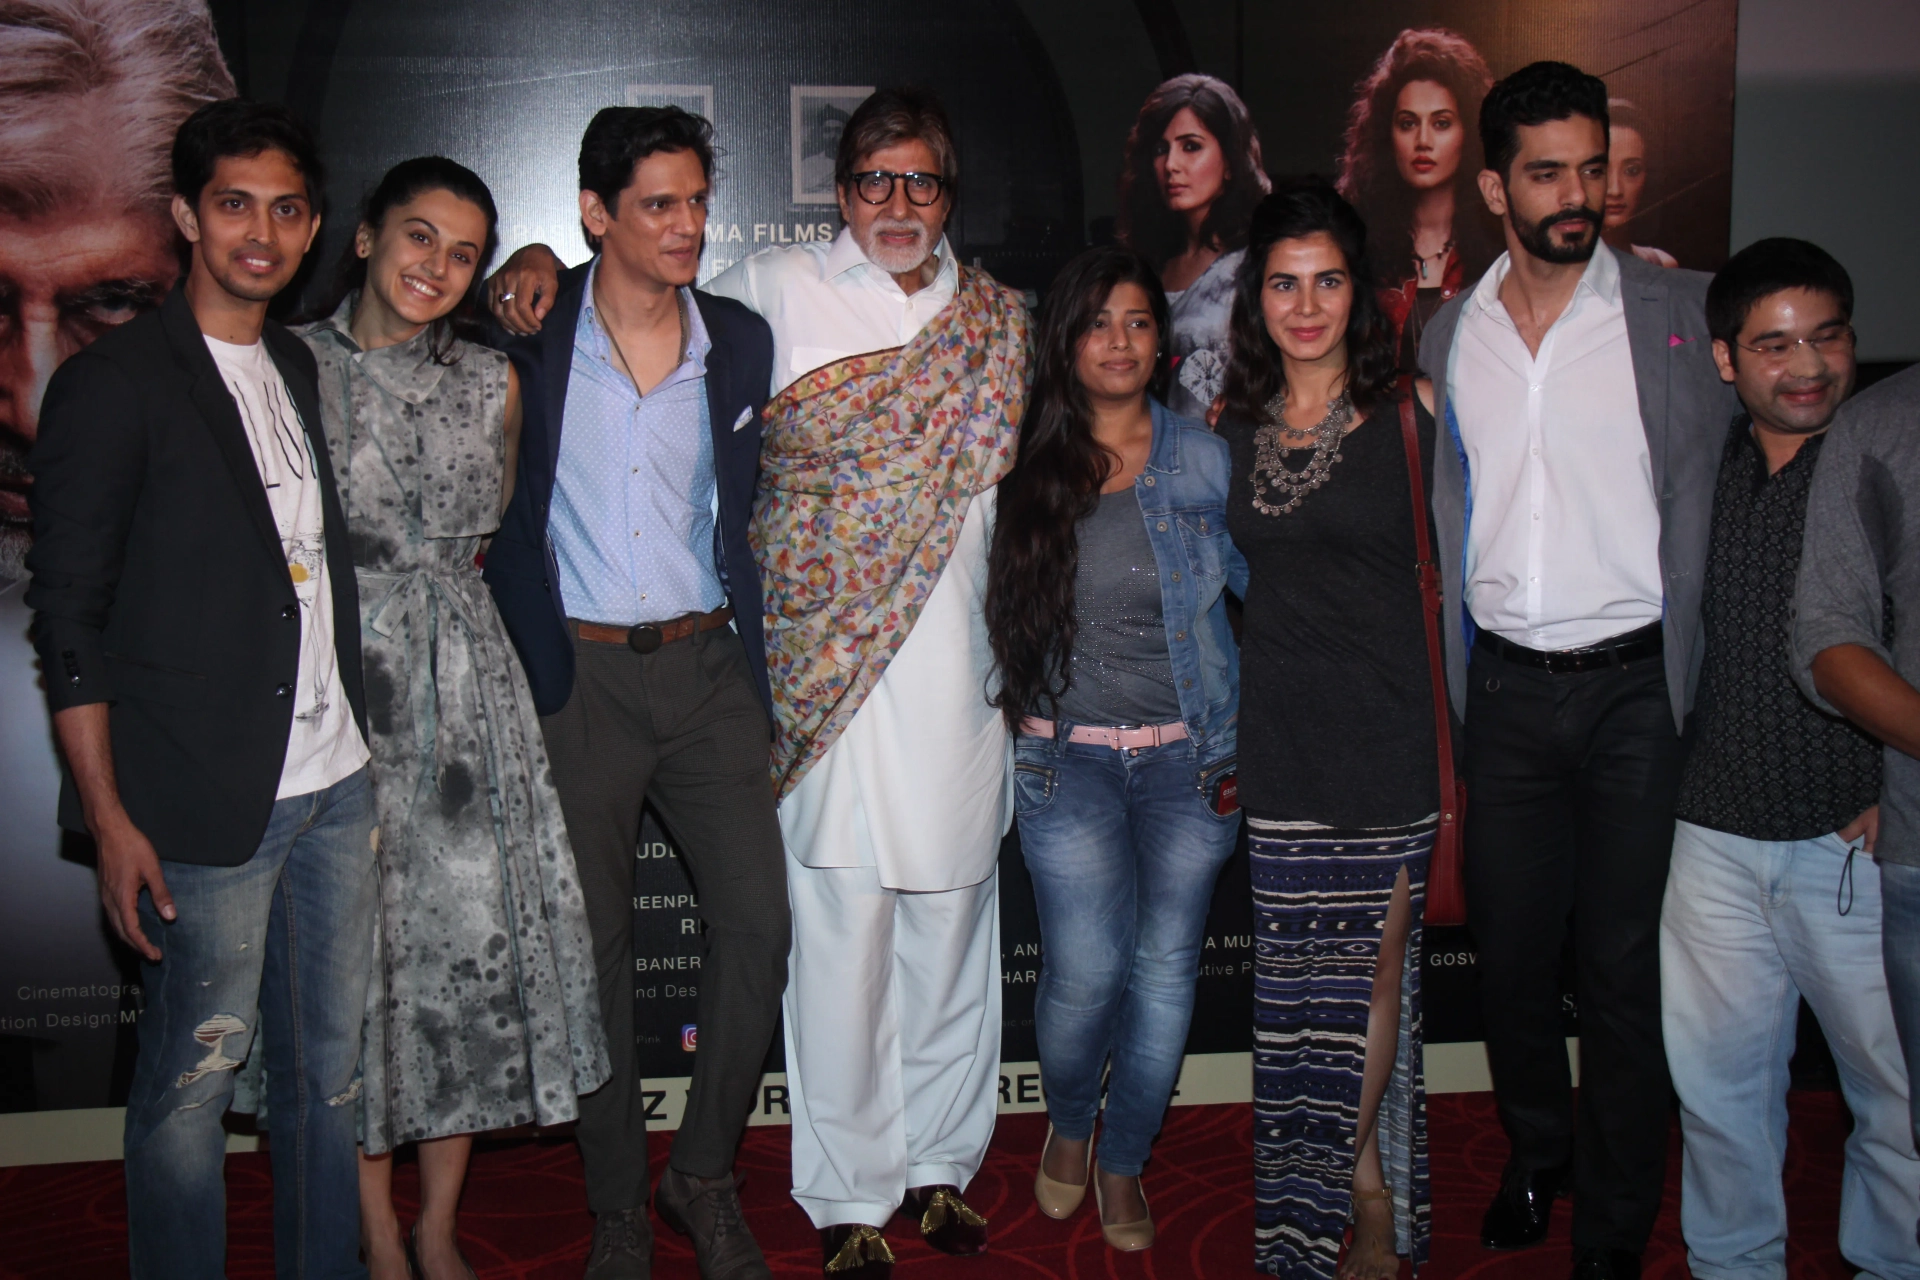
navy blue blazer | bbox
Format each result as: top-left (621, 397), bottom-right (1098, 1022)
top-left (482, 261), bottom-right (776, 718)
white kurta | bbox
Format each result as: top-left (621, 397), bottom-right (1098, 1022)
top-left (707, 229), bottom-right (1013, 1226)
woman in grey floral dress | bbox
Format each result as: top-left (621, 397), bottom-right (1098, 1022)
top-left (298, 157), bottom-right (609, 1280)
top-left (1116, 74), bottom-right (1272, 420)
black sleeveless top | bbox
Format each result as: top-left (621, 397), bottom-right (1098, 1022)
top-left (1222, 395), bottom-right (1441, 827)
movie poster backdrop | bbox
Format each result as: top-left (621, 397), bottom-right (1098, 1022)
top-left (0, 0), bottom-right (1733, 1113)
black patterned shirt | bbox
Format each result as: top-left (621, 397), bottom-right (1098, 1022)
top-left (1676, 417), bottom-right (1883, 841)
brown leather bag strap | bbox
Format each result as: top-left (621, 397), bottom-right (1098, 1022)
top-left (1397, 377), bottom-right (1459, 820)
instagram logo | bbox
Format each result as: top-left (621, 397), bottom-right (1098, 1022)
top-left (681, 1024), bottom-right (698, 1052)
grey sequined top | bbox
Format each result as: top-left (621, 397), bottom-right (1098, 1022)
top-left (1054, 487), bottom-right (1181, 726)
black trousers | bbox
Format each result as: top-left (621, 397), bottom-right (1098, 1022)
top-left (539, 624), bottom-right (790, 1213)
top-left (1463, 639), bottom-right (1683, 1254)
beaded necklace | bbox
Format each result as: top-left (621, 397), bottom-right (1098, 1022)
top-left (1248, 387), bottom-right (1354, 516)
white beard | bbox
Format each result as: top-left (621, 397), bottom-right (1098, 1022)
top-left (858, 219), bottom-right (934, 275)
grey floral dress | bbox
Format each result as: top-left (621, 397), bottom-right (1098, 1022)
top-left (1165, 247), bottom-right (1244, 422)
top-left (295, 297), bottom-right (609, 1152)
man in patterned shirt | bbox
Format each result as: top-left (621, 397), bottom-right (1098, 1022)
top-left (1661, 238), bottom-right (1920, 1278)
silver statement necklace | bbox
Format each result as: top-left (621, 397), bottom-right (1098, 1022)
top-left (1249, 387), bottom-right (1354, 516)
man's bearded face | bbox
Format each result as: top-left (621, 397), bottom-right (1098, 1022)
top-left (838, 137), bottom-right (950, 278)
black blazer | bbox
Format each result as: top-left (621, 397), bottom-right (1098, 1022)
top-left (25, 288), bottom-right (367, 867)
top-left (482, 261), bottom-right (777, 718)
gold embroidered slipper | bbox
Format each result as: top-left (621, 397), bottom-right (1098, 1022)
top-left (820, 1223), bottom-right (894, 1277)
top-left (899, 1184), bottom-right (988, 1256)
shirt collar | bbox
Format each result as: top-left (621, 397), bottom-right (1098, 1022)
top-left (577, 255), bottom-right (711, 376)
top-left (308, 289), bottom-right (448, 404)
top-left (1466, 240), bottom-right (1622, 320)
top-left (820, 224), bottom-right (958, 294)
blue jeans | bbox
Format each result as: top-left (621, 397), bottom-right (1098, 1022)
top-left (1661, 821), bottom-right (1920, 1279)
top-left (1014, 735), bottom-right (1239, 1176)
top-left (124, 768), bottom-right (378, 1280)
top-left (1883, 858), bottom-right (1920, 1252)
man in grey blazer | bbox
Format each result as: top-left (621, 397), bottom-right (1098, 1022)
top-left (1416, 63), bottom-right (1736, 1280)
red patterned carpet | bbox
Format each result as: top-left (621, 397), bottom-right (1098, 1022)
top-left (0, 1092), bottom-right (1854, 1279)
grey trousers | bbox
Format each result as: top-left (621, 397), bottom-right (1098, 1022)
top-left (539, 623), bottom-right (789, 1211)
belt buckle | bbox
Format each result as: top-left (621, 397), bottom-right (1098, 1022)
top-left (627, 624), bottom-right (664, 654)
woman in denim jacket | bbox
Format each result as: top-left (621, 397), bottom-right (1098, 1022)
top-left (985, 245), bottom-right (1241, 1252)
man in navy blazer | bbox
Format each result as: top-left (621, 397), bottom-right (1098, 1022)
top-left (482, 107), bottom-right (785, 1280)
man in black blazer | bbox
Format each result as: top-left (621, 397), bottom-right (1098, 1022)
top-left (26, 101), bottom-right (375, 1279)
top-left (482, 107), bottom-right (786, 1280)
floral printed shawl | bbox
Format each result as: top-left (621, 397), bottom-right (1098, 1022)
top-left (750, 266), bottom-right (1030, 799)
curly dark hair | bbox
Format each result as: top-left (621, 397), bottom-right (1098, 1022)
top-left (1218, 179), bottom-right (1398, 426)
top-left (1116, 74), bottom-right (1270, 270)
top-left (1334, 28), bottom-right (1497, 291)
top-left (314, 155), bottom-right (499, 366)
top-left (985, 245), bottom-right (1171, 735)
top-left (1480, 60), bottom-right (1609, 182)
top-left (576, 104), bottom-right (713, 252)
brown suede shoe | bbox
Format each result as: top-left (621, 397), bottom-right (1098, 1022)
top-left (654, 1168), bottom-right (770, 1280)
top-left (898, 1184), bottom-right (988, 1256)
top-left (583, 1206), bottom-right (652, 1280)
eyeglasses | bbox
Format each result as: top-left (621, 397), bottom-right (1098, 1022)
top-left (1735, 326), bottom-right (1855, 363)
top-left (848, 170), bottom-right (947, 206)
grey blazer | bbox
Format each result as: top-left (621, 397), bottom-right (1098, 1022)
top-left (1416, 243), bottom-right (1738, 732)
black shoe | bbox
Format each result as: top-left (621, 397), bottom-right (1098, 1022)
top-left (1479, 1159), bottom-right (1569, 1249)
top-left (819, 1224), bottom-right (894, 1277)
top-left (898, 1184), bottom-right (988, 1256)
top-left (655, 1167), bottom-right (770, 1280)
top-left (1569, 1246), bottom-right (1641, 1279)
top-left (583, 1206), bottom-right (653, 1280)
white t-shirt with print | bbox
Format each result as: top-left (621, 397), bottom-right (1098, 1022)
top-left (203, 335), bottom-right (369, 799)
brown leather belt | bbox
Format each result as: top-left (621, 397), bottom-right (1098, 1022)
top-left (574, 606), bottom-right (733, 654)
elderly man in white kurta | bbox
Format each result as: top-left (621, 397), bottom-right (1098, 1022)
top-left (706, 88), bottom-right (1027, 1278)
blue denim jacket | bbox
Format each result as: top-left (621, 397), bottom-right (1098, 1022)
top-left (1133, 399), bottom-right (1242, 754)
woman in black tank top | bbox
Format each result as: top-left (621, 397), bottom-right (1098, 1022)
top-left (1216, 180), bottom-right (1440, 1280)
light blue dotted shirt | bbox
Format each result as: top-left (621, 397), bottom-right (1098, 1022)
top-left (551, 260), bottom-right (725, 626)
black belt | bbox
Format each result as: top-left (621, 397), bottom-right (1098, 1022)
top-left (1474, 621), bottom-right (1663, 674)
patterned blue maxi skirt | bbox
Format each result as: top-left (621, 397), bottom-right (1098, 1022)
top-left (1250, 817), bottom-right (1433, 1278)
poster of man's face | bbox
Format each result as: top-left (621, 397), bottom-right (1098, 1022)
top-left (0, 0), bottom-right (234, 584)
top-left (792, 86), bottom-right (872, 205)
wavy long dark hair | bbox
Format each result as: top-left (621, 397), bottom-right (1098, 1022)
top-left (1333, 28), bottom-right (1498, 291)
top-left (1219, 179), bottom-right (1399, 425)
top-left (986, 245), bottom-right (1171, 734)
top-left (317, 155), bottom-right (499, 365)
top-left (1116, 74), bottom-right (1270, 270)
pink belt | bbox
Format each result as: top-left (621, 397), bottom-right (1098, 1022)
top-left (1019, 716), bottom-right (1188, 750)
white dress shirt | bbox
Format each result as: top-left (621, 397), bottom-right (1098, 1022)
top-left (1448, 245), bottom-right (1664, 651)
top-left (706, 226), bottom-right (960, 396)
top-left (707, 228), bottom-right (1011, 891)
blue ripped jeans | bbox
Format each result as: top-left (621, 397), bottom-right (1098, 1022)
top-left (1014, 734), bottom-right (1239, 1176)
top-left (123, 767), bottom-right (377, 1280)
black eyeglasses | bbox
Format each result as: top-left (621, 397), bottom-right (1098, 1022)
top-left (848, 171), bottom-right (947, 206)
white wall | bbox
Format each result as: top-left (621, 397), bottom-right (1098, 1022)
top-left (1734, 0), bottom-right (1920, 360)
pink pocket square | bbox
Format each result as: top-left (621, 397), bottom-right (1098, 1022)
top-left (1669, 334), bottom-right (1691, 348)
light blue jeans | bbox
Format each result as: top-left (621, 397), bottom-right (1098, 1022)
top-left (1014, 734), bottom-right (1240, 1176)
top-left (1661, 820), bottom-right (1920, 1280)
top-left (123, 768), bottom-right (378, 1280)
top-left (1880, 858), bottom-right (1920, 1245)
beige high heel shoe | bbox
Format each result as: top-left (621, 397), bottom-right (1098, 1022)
top-left (1033, 1124), bottom-right (1090, 1219)
top-left (1093, 1167), bottom-right (1154, 1251)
